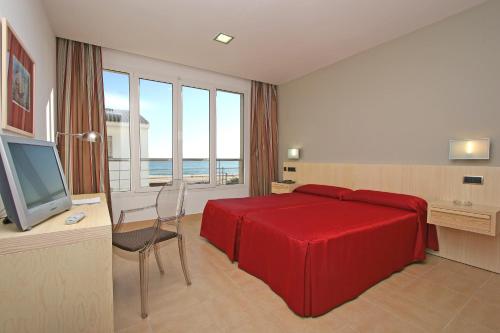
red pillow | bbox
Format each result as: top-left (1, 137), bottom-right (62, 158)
top-left (342, 189), bottom-right (427, 213)
top-left (293, 184), bottom-right (352, 199)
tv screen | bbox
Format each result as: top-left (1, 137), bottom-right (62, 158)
top-left (0, 135), bottom-right (72, 231)
top-left (8, 143), bottom-right (67, 209)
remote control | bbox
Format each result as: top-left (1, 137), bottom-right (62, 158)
top-left (65, 212), bottom-right (86, 225)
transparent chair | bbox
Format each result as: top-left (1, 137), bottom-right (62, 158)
top-left (112, 180), bottom-right (191, 318)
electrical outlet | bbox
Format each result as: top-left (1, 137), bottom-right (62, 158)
top-left (463, 176), bottom-right (483, 185)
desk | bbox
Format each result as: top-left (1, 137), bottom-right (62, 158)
top-left (0, 193), bottom-right (113, 333)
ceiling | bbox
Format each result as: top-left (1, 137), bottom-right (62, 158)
top-left (42, 0), bottom-right (487, 84)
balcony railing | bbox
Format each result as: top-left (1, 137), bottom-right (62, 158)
top-left (108, 157), bottom-right (243, 191)
top-left (109, 158), bottom-right (131, 192)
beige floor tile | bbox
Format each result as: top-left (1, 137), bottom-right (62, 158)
top-left (147, 285), bottom-right (202, 317)
top-left (421, 258), bottom-right (492, 296)
top-left (187, 271), bottom-right (241, 303)
top-left (363, 271), bottom-right (417, 297)
top-left (403, 254), bottom-right (443, 277)
top-left (240, 284), bottom-right (290, 314)
top-left (224, 265), bottom-right (261, 287)
top-left (261, 307), bottom-right (317, 333)
top-left (443, 314), bottom-right (496, 333)
top-left (454, 297), bottom-right (500, 331)
top-left (473, 274), bottom-right (500, 305)
top-left (365, 285), bottom-right (452, 332)
top-left (334, 326), bottom-right (360, 333)
top-left (200, 292), bottom-right (254, 331)
top-left (148, 301), bottom-right (218, 333)
top-left (114, 319), bottom-right (152, 333)
top-left (397, 278), bottom-right (469, 318)
top-left (221, 317), bottom-right (303, 333)
top-left (220, 322), bottom-right (267, 333)
top-left (114, 306), bottom-right (149, 332)
top-left (333, 298), bottom-right (426, 333)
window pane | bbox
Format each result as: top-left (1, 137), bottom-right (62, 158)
top-left (182, 86), bottom-right (210, 185)
top-left (216, 90), bottom-right (243, 185)
top-left (139, 79), bottom-right (173, 187)
top-left (103, 70), bottom-right (130, 192)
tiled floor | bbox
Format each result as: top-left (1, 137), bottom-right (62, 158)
top-left (113, 215), bottom-right (500, 333)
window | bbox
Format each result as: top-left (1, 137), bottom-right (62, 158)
top-left (216, 90), bottom-right (243, 185)
top-left (182, 86), bottom-right (210, 185)
top-left (103, 67), bottom-right (246, 192)
top-left (139, 79), bottom-right (173, 187)
top-left (103, 70), bottom-right (131, 192)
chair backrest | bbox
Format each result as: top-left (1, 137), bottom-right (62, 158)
top-left (155, 180), bottom-right (186, 220)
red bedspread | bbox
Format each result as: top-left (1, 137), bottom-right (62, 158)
top-left (343, 190), bottom-right (438, 259)
top-left (200, 192), bottom-right (334, 261)
top-left (238, 192), bottom-right (437, 317)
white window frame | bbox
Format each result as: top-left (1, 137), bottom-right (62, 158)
top-left (103, 64), bottom-right (249, 195)
top-left (179, 79), bottom-right (215, 189)
top-left (137, 74), bottom-right (177, 191)
top-left (215, 88), bottom-right (245, 186)
top-left (102, 68), bottom-right (133, 193)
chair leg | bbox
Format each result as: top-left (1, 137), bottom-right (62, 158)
top-left (177, 235), bottom-right (191, 285)
top-left (153, 244), bottom-right (165, 275)
top-left (139, 250), bottom-right (150, 319)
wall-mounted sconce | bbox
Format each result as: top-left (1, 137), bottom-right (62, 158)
top-left (449, 138), bottom-right (490, 160)
top-left (288, 148), bottom-right (300, 160)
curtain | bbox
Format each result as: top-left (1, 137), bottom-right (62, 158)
top-left (250, 81), bottom-right (279, 196)
top-left (56, 38), bottom-right (111, 211)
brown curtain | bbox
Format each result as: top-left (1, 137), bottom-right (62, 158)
top-left (56, 38), bottom-right (111, 212)
top-left (250, 81), bottom-right (279, 196)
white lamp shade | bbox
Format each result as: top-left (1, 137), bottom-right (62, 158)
top-left (449, 138), bottom-right (490, 160)
top-left (288, 148), bottom-right (300, 160)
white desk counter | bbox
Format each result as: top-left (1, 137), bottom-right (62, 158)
top-left (0, 193), bottom-right (113, 332)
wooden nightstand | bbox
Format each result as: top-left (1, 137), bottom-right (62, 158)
top-left (271, 182), bottom-right (300, 194)
top-left (428, 201), bottom-right (500, 236)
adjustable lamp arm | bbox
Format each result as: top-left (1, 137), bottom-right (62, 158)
top-left (56, 131), bottom-right (102, 145)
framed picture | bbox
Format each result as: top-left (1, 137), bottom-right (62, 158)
top-left (1, 18), bottom-right (35, 137)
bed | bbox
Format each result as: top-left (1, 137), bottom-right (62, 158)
top-left (237, 190), bottom-right (439, 317)
top-left (200, 184), bottom-right (352, 261)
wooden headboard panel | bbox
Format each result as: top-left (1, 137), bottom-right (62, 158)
top-left (283, 161), bottom-right (500, 272)
top-left (283, 162), bottom-right (500, 206)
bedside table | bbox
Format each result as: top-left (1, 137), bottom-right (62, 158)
top-left (271, 182), bottom-right (300, 194)
top-left (428, 201), bottom-right (500, 236)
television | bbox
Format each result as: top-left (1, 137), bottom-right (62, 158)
top-left (0, 135), bottom-right (72, 231)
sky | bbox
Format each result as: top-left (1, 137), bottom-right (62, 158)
top-left (103, 71), bottom-right (241, 159)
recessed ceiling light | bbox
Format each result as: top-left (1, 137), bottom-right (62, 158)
top-left (214, 33), bottom-right (234, 44)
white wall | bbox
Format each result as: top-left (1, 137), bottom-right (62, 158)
top-left (102, 48), bottom-right (251, 221)
top-left (0, 0), bottom-right (56, 140)
top-left (279, 0), bottom-right (500, 167)
top-left (0, 0), bottom-right (56, 215)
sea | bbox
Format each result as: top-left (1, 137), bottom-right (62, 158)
top-left (148, 159), bottom-right (240, 176)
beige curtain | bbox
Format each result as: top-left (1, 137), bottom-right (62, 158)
top-left (56, 38), bottom-right (111, 212)
top-left (250, 81), bottom-right (279, 196)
